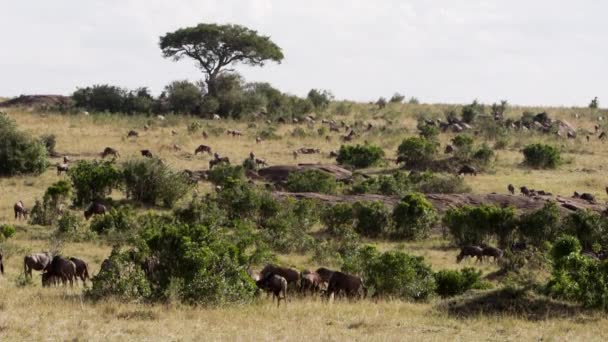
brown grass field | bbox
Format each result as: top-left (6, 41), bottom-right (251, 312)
top-left (1, 104), bottom-right (608, 340)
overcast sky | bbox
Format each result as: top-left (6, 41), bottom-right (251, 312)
top-left (1, 1), bottom-right (607, 106)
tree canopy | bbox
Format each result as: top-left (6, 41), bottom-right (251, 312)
top-left (159, 23), bottom-right (284, 95)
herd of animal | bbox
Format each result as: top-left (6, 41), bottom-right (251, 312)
top-left (22, 252), bottom-right (90, 286)
top-left (250, 264), bottom-right (366, 306)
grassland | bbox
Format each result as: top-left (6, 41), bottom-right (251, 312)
top-left (1, 103), bottom-right (608, 340)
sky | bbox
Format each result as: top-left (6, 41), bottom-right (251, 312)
top-left (1, 0), bottom-right (607, 106)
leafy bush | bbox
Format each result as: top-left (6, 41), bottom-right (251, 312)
top-left (86, 248), bottom-right (152, 302)
top-left (392, 193), bottom-right (438, 240)
top-left (376, 97), bottom-right (387, 109)
top-left (472, 144), bottom-right (494, 166)
top-left (321, 203), bottom-right (355, 236)
top-left (523, 144), bottom-right (561, 169)
top-left (350, 172), bottom-right (412, 196)
top-left (207, 164), bottom-right (246, 187)
top-left (414, 173), bottom-right (471, 194)
top-left (545, 236), bottom-right (608, 310)
top-left (336, 144), bottom-right (385, 168)
top-left (564, 210), bottom-right (607, 250)
top-left (518, 202), bottom-right (562, 246)
top-left (216, 182), bottom-right (261, 220)
top-left (443, 205), bottom-right (516, 247)
top-left (90, 206), bottom-right (137, 234)
top-left (417, 123), bottom-right (439, 141)
top-left (164, 80), bottom-right (203, 114)
top-left (69, 160), bottom-right (122, 206)
top-left (40, 134), bottom-right (57, 156)
top-left (353, 201), bottom-right (390, 238)
top-left (0, 113), bottom-right (49, 176)
top-left (343, 246), bottom-right (435, 300)
top-left (461, 100), bottom-right (484, 123)
top-left (286, 170), bottom-right (337, 194)
top-left (0, 224), bottom-right (16, 241)
top-left (434, 267), bottom-right (487, 298)
top-left (122, 158), bottom-right (193, 207)
top-left (56, 211), bottom-right (84, 234)
top-left (389, 93), bottom-right (405, 103)
top-left (73, 84), bottom-right (127, 113)
top-left (174, 195), bottom-right (227, 228)
top-left (29, 181), bottom-right (73, 226)
top-left (396, 137), bottom-right (436, 168)
top-left (307, 89), bottom-right (334, 109)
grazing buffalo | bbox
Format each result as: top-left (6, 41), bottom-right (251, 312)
top-left (84, 202), bottom-right (107, 220)
top-left (194, 145), bottom-right (212, 155)
top-left (326, 271), bottom-right (366, 300)
top-left (101, 147), bottom-right (120, 158)
top-left (140, 150), bottom-right (153, 158)
top-left (580, 193), bottom-right (596, 203)
top-left (315, 267), bottom-right (335, 285)
top-left (456, 246), bottom-right (484, 263)
top-left (508, 184), bottom-right (515, 195)
top-left (260, 264), bottom-right (300, 288)
top-left (482, 246), bottom-right (504, 262)
top-left (43, 256), bottom-right (76, 287)
top-left (57, 162), bottom-right (69, 175)
top-left (300, 270), bottom-right (322, 295)
top-left (256, 273), bottom-right (288, 307)
top-left (69, 257), bottom-right (90, 284)
top-left (24, 252), bottom-right (52, 277)
top-left (14, 201), bottom-right (28, 220)
top-left (127, 130), bottom-right (139, 138)
top-left (458, 165), bottom-right (477, 176)
top-left (520, 186), bottom-right (531, 196)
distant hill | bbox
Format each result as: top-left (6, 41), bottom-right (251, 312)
top-left (0, 94), bottom-right (70, 108)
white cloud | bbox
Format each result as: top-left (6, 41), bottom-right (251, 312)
top-left (0, 0), bottom-right (607, 106)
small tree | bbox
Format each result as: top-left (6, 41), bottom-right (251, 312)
top-left (336, 144), bottom-right (385, 169)
top-left (307, 89), bottom-right (334, 109)
top-left (321, 203), bottom-right (355, 237)
top-left (396, 137), bottom-right (436, 168)
top-left (461, 100), bottom-right (484, 123)
top-left (286, 170), bottom-right (337, 194)
top-left (389, 93), bottom-right (405, 103)
top-left (518, 202), bottom-right (562, 246)
top-left (160, 23), bottom-right (284, 97)
top-left (523, 143), bottom-right (561, 169)
top-left (164, 80), bottom-right (203, 114)
top-left (443, 205), bottom-right (516, 247)
top-left (589, 97), bottom-right (599, 109)
top-left (392, 193), bottom-right (438, 240)
top-left (353, 201), bottom-right (390, 238)
top-left (0, 113), bottom-right (48, 176)
top-left (69, 160), bottom-right (122, 206)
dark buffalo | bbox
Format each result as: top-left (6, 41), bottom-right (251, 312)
top-left (456, 246), bottom-right (483, 263)
top-left (209, 156), bottom-right (230, 169)
top-left (101, 147), bottom-right (120, 158)
top-left (194, 144), bottom-right (212, 155)
top-left (481, 246), bottom-right (503, 262)
top-left (256, 273), bottom-right (288, 307)
top-left (0, 252), bottom-right (4, 275)
top-left (520, 186), bottom-right (531, 196)
top-left (260, 264), bottom-right (300, 288)
top-left (508, 184), bottom-right (515, 195)
top-left (326, 271), bottom-right (366, 300)
top-left (24, 252), bottom-right (52, 277)
top-left (458, 165), bottom-right (477, 176)
top-left (43, 256), bottom-right (76, 287)
top-left (84, 202), bottom-right (107, 220)
top-left (315, 267), bottom-right (335, 285)
top-left (580, 193), bottom-right (596, 203)
top-left (127, 130), bottom-right (139, 138)
top-left (300, 270), bottom-right (322, 295)
top-left (140, 150), bottom-right (153, 158)
top-left (69, 257), bottom-right (90, 284)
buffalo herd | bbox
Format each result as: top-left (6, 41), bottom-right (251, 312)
top-left (21, 252), bottom-right (90, 287)
top-left (251, 264), bottom-right (366, 306)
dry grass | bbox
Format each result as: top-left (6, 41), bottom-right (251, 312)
top-left (1, 105), bottom-right (608, 340)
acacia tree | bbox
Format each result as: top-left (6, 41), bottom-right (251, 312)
top-left (159, 23), bottom-right (284, 96)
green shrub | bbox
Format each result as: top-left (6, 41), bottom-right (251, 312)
top-left (343, 246), bottom-right (435, 300)
top-left (69, 160), bottom-right (122, 206)
top-left (443, 205), bottom-right (516, 247)
top-left (350, 172), bottom-right (412, 196)
top-left (164, 80), bottom-right (203, 114)
top-left (472, 144), bottom-right (494, 166)
top-left (321, 203), bottom-right (355, 236)
top-left (286, 170), bottom-right (337, 194)
top-left (90, 206), bottom-right (137, 234)
top-left (550, 235), bottom-right (582, 261)
top-left (390, 93), bottom-right (405, 103)
top-left (523, 144), bottom-right (561, 169)
top-left (461, 100), bottom-right (484, 124)
top-left (336, 144), bottom-right (385, 168)
top-left (564, 210), bottom-right (606, 250)
top-left (518, 202), bottom-right (562, 246)
top-left (207, 164), bottom-right (246, 187)
top-left (187, 121), bottom-right (202, 134)
top-left (396, 137), bottom-right (436, 168)
top-left (414, 173), bottom-right (471, 194)
top-left (0, 113), bottom-right (49, 176)
top-left (216, 182), bottom-right (261, 220)
top-left (0, 224), bottom-right (16, 240)
top-left (174, 195), bottom-right (227, 228)
top-left (86, 248), bottom-right (152, 302)
top-left (392, 193), bottom-right (438, 240)
top-left (353, 201), bottom-right (390, 238)
top-left (40, 134), bottom-right (57, 156)
top-left (57, 211), bottom-right (83, 234)
top-left (122, 158), bottom-right (193, 207)
top-left (29, 181), bottom-right (73, 226)
top-left (417, 122), bottom-right (439, 141)
top-left (307, 89), bottom-right (334, 109)
top-left (434, 267), bottom-right (486, 298)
